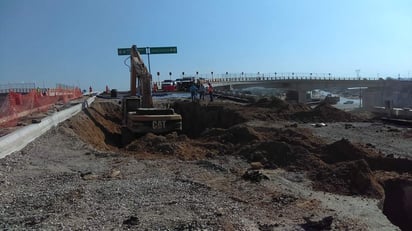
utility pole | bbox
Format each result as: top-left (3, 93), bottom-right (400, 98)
top-left (356, 69), bottom-right (360, 80)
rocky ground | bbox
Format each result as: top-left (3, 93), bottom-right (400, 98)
top-left (0, 96), bottom-right (411, 230)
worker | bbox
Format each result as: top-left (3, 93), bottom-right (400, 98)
top-left (208, 83), bottom-right (213, 102)
top-left (198, 84), bottom-right (205, 100)
top-left (189, 83), bottom-right (198, 102)
top-left (89, 86), bottom-right (92, 94)
top-left (153, 83), bottom-right (158, 93)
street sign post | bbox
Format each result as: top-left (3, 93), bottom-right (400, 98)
top-left (118, 47), bottom-right (147, 55)
top-left (117, 46), bottom-right (177, 56)
top-left (149, 46), bottom-right (177, 54)
top-left (117, 46), bottom-right (177, 74)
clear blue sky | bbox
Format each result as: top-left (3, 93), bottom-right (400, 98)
top-left (1, 0), bottom-right (411, 91)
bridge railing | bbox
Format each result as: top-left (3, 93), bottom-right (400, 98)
top-left (207, 75), bottom-right (379, 83)
top-left (171, 72), bottom-right (410, 83)
top-left (0, 83), bottom-right (36, 94)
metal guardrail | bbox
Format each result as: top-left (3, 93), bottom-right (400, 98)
top-left (200, 76), bottom-right (384, 84)
top-left (0, 83), bottom-right (80, 94)
top-left (168, 72), bottom-right (412, 83)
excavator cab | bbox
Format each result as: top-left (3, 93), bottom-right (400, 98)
top-left (121, 45), bottom-right (182, 146)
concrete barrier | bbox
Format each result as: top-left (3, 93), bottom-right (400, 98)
top-left (0, 96), bottom-right (95, 159)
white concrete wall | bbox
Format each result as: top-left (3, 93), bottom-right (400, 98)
top-left (0, 97), bottom-right (95, 159)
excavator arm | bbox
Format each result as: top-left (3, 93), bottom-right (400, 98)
top-left (130, 45), bottom-right (153, 108)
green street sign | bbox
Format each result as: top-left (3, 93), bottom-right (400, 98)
top-left (137, 47), bottom-right (147, 54)
top-left (117, 47), bottom-right (147, 55)
top-left (117, 46), bottom-right (177, 55)
top-left (117, 48), bottom-right (130, 55)
top-left (149, 46), bottom-right (177, 54)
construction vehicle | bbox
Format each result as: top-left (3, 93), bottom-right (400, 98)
top-left (121, 45), bottom-right (182, 145)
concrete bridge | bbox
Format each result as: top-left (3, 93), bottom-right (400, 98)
top-left (209, 77), bottom-right (412, 108)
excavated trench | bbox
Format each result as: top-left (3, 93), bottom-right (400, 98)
top-left (383, 179), bottom-right (412, 231)
top-left (63, 101), bottom-right (246, 149)
top-left (172, 102), bottom-right (247, 138)
top-left (63, 100), bottom-right (412, 229)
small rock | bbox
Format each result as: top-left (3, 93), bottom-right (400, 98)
top-left (123, 216), bottom-right (139, 226)
top-left (80, 172), bottom-right (98, 180)
top-left (259, 223), bottom-right (278, 231)
top-left (215, 208), bottom-right (224, 217)
top-left (242, 170), bottom-right (269, 183)
top-left (312, 123), bottom-right (327, 127)
top-left (285, 123), bottom-right (298, 128)
top-left (388, 128), bottom-right (400, 132)
top-left (177, 134), bottom-right (188, 141)
top-left (110, 170), bottom-right (121, 178)
top-left (301, 216), bottom-right (333, 230)
top-left (32, 119), bottom-right (42, 124)
top-left (250, 162), bottom-right (264, 170)
top-left (344, 123), bottom-right (354, 129)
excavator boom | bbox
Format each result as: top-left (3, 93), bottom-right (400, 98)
top-left (130, 45), bottom-right (153, 108)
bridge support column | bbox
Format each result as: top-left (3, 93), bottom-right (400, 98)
top-left (298, 89), bottom-right (308, 104)
top-left (363, 89), bottom-right (383, 109)
top-left (286, 89), bottom-right (308, 104)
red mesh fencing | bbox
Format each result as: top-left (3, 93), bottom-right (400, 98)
top-left (0, 87), bottom-right (83, 128)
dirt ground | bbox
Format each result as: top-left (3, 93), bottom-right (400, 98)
top-left (1, 96), bottom-right (411, 230)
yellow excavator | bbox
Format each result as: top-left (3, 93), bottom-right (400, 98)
top-left (121, 45), bottom-right (182, 145)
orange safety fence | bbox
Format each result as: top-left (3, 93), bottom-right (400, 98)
top-left (0, 87), bottom-right (83, 128)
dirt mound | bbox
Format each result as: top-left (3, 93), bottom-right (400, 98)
top-left (234, 140), bottom-right (320, 170)
top-left (202, 124), bottom-right (261, 144)
top-left (125, 132), bottom-right (222, 160)
top-left (126, 132), bottom-right (181, 155)
top-left (321, 138), bottom-right (381, 164)
top-left (274, 128), bottom-right (325, 152)
top-left (311, 159), bottom-right (384, 198)
top-left (230, 131), bottom-right (386, 198)
top-left (250, 97), bottom-right (310, 114)
top-left (235, 141), bottom-right (295, 167)
top-left (251, 97), bottom-right (289, 109)
top-left (291, 103), bottom-right (360, 122)
top-left (321, 138), bottom-right (412, 174)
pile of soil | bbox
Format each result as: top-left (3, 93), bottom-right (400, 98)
top-left (125, 132), bottom-right (214, 160)
top-left (321, 138), bottom-right (412, 174)
top-left (311, 159), bottom-right (384, 198)
top-left (228, 130), bottom-right (388, 198)
top-left (249, 97), bottom-right (310, 115)
top-left (320, 138), bottom-right (381, 164)
top-left (201, 124), bottom-right (262, 144)
top-left (291, 103), bottom-right (360, 122)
